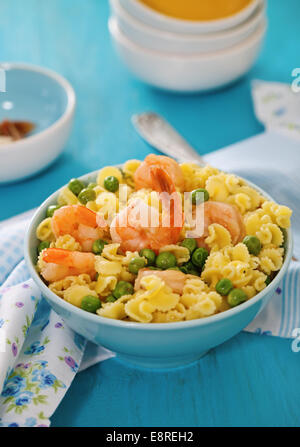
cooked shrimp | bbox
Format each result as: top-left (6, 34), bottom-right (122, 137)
top-left (193, 201), bottom-right (245, 248)
top-left (134, 154), bottom-right (185, 192)
top-left (110, 167), bottom-right (183, 253)
top-left (40, 248), bottom-right (96, 282)
top-left (51, 205), bottom-right (108, 251)
top-left (135, 269), bottom-right (197, 294)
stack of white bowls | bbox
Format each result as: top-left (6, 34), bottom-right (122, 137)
top-left (109, 0), bottom-right (267, 92)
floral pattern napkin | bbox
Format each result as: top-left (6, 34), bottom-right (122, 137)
top-left (0, 269), bottom-right (86, 427)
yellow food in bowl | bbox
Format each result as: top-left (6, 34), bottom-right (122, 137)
top-left (138, 0), bottom-right (253, 21)
top-left (35, 154), bottom-right (292, 324)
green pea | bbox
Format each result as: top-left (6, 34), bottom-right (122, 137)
top-left (87, 182), bottom-right (97, 189)
top-left (147, 266), bottom-right (161, 270)
top-left (167, 266), bottom-right (181, 271)
top-left (180, 261), bottom-right (199, 276)
top-left (216, 278), bottom-right (233, 296)
top-left (113, 281), bottom-right (134, 299)
top-left (78, 188), bottom-right (96, 205)
top-left (227, 289), bottom-right (247, 307)
top-left (192, 247), bottom-right (209, 269)
top-left (180, 266), bottom-right (199, 276)
top-left (106, 295), bottom-right (117, 303)
top-left (92, 239), bottom-right (108, 255)
top-left (243, 235), bottom-right (261, 256)
top-left (37, 240), bottom-right (51, 254)
top-left (81, 295), bottom-right (102, 313)
top-left (68, 178), bottom-right (85, 196)
top-left (265, 275), bottom-right (272, 286)
top-left (104, 176), bottom-right (119, 193)
top-left (46, 205), bottom-right (60, 218)
top-left (180, 238), bottom-right (197, 254)
top-left (139, 248), bottom-right (156, 266)
top-left (155, 252), bottom-right (177, 270)
top-left (191, 188), bottom-right (209, 205)
top-left (280, 228), bottom-right (287, 251)
top-left (129, 257), bottom-right (146, 274)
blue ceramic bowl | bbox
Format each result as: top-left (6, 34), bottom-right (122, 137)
top-left (0, 63), bottom-right (75, 183)
top-left (24, 170), bottom-right (293, 369)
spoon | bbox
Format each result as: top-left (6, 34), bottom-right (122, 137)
top-left (132, 112), bottom-right (206, 166)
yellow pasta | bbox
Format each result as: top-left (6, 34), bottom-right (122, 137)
top-left (50, 234), bottom-right (82, 251)
top-left (261, 201), bottom-right (292, 228)
top-left (97, 166), bottom-right (123, 187)
top-left (57, 186), bottom-right (79, 206)
top-left (97, 300), bottom-right (127, 320)
top-left (36, 218), bottom-right (55, 242)
top-left (180, 163), bottom-right (219, 191)
top-left (94, 256), bottom-right (123, 276)
top-left (258, 246), bottom-right (284, 275)
top-left (122, 159), bottom-right (141, 187)
top-left (159, 244), bottom-right (190, 264)
top-left (64, 285), bottom-right (98, 307)
top-left (205, 223), bottom-right (232, 251)
top-left (95, 191), bottom-right (118, 221)
top-left (94, 275), bottom-right (118, 296)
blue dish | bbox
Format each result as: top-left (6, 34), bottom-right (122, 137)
top-left (24, 170), bottom-right (293, 369)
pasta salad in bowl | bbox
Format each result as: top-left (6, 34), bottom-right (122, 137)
top-left (25, 154), bottom-right (293, 369)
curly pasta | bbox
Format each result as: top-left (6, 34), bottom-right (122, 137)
top-left (122, 159), bottom-right (141, 187)
top-left (159, 244), bottom-right (190, 264)
top-left (57, 186), bottom-right (79, 206)
top-left (50, 234), bottom-right (82, 251)
top-left (64, 285), bottom-right (98, 307)
top-left (205, 223), bottom-right (232, 251)
top-left (36, 218), bottom-right (55, 242)
top-left (180, 163), bottom-right (219, 191)
top-left (97, 166), bottom-right (123, 187)
top-left (258, 246), bottom-right (284, 275)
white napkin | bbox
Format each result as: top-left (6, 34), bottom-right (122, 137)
top-left (251, 79), bottom-right (300, 141)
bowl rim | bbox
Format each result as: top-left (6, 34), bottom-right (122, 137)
top-left (121, 0), bottom-right (260, 30)
top-left (111, 0), bottom-right (265, 42)
top-left (109, 16), bottom-right (267, 60)
top-left (24, 164), bottom-right (293, 332)
top-left (0, 62), bottom-right (76, 153)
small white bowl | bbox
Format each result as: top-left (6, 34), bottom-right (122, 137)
top-left (109, 17), bottom-right (266, 93)
top-left (0, 63), bottom-right (76, 183)
top-left (111, 0), bottom-right (265, 54)
top-left (119, 0), bottom-right (260, 34)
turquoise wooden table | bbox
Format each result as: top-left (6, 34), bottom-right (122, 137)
top-left (0, 0), bottom-right (300, 427)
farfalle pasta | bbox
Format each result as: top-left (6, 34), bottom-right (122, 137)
top-left (35, 154), bottom-right (292, 323)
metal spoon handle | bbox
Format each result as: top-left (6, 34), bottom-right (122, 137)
top-left (132, 112), bottom-right (206, 165)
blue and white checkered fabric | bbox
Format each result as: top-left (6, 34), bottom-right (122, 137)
top-left (0, 221), bottom-right (27, 286)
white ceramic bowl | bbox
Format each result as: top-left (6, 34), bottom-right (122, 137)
top-left (109, 17), bottom-right (266, 92)
top-left (119, 0), bottom-right (260, 34)
top-left (111, 0), bottom-right (265, 54)
top-left (0, 63), bottom-right (76, 184)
